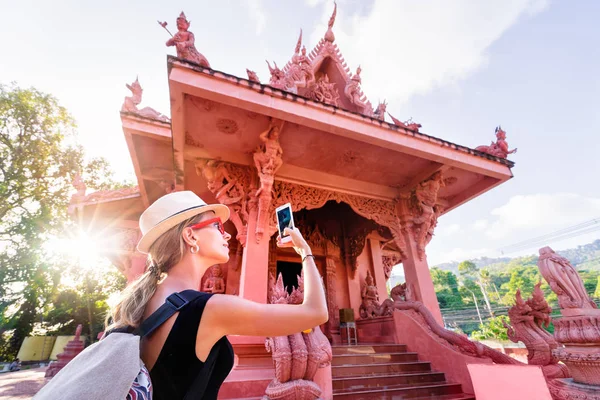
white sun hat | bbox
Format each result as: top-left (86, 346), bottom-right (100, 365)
top-left (137, 191), bottom-right (230, 254)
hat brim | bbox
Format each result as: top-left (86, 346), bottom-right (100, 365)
top-left (136, 204), bottom-right (230, 254)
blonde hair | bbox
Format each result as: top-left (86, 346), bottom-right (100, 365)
top-left (105, 213), bottom-right (205, 331)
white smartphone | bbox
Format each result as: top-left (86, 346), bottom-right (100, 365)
top-left (276, 203), bottom-right (295, 243)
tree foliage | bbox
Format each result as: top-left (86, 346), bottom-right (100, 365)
top-left (471, 315), bottom-right (511, 341)
top-left (0, 84), bottom-right (130, 360)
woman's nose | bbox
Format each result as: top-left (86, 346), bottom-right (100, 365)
top-left (224, 231), bottom-right (232, 241)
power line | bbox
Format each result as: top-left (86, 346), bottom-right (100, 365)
top-left (498, 217), bottom-right (600, 255)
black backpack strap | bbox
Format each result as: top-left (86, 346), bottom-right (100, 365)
top-left (135, 291), bottom-right (204, 338)
top-left (184, 343), bottom-right (221, 400)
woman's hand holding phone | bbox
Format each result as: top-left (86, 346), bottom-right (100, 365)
top-left (277, 227), bottom-right (311, 258)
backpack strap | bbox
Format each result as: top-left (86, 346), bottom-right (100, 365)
top-left (135, 291), bottom-right (204, 338)
top-left (183, 343), bottom-right (221, 400)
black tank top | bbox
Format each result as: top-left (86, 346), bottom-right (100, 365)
top-left (149, 290), bottom-right (234, 399)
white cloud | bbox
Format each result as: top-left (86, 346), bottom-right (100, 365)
top-left (428, 247), bottom-right (491, 265)
top-left (471, 219), bottom-right (489, 231)
top-left (438, 223), bottom-right (461, 236)
top-left (305, 0), bottom-right (327, 7)
top-left (308, 0), bottom-right (549, 105)
top-left (487, 193), bottom-right (600, 240)
top-left (245, 0), bottom-right (267, 35)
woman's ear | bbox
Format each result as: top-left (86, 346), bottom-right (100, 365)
top-left (182, 227), bottom-right (197, 247)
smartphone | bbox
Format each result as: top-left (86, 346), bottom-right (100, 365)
top-left (276, 203), bottom-right (295, 243)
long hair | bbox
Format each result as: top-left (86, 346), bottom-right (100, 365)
top-left (105, 213), bottom-right (205, 331)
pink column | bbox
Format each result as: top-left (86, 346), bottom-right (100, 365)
top-left (368, 238), bottom-right (389, 302)
top-left (239, 206), bottom-right (270, 303)
top-left (400, 230), bottom-right (443, 325)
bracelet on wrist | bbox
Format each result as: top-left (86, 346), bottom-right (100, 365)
top-left (302, 254), bottom-right (315, 263)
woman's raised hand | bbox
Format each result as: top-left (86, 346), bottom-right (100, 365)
top-left (277, 227), bottom-right (311, 257)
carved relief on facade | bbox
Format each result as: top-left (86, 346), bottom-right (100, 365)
top-left (195, 159), bottom-right (254, 246)
top-left (305, 75), bottom-right (339, 107)
top-left (252, 122), bottom-right (284, 243)
top-left (359, 271), bottom-right (393, 319)
top-left (202, 265), bottom-right (226, 294)
top-left (216, 118), bottom-right (239, 134)
top-left (121, 77), bottom-right (170, 122)
top-left (400, 171), bottom-right (445, 260)
top-left (269, 181), bottom-right (406, 259)
top-left (264, 273), bottom-right (332, 400)
top-left (381, 249), bottom-right (401, 282)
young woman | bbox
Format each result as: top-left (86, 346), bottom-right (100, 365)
top-left (106, 191), bottom-right (328, 399)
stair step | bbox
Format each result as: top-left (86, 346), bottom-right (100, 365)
top-left (332, 344), bottom-right (408, 355)
top-left (332, 352), bottom-right (419, 366)
top-left (332, 382), bottom-right (464, 399)
top-left (333, 371), bottom-right (445, 391)
top-left (333, 361), bottom-right (432, 378)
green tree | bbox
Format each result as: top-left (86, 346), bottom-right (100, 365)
top-left (431, 268), bottom-right (463, 309)
top-left (501, 266), bottom-right (541, 305)
top-left (471, 315), bottom-right (511, 341)
top-left (0, 84), bottom-right (130, 359)
top-left (595, 276), bottom-right (600, 299)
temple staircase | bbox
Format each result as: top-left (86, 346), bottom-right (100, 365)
top-left (331, 344), bottom-right (476, 399)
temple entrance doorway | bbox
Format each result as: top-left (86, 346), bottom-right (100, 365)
top-left (276, 261), bottom-right (302, 294)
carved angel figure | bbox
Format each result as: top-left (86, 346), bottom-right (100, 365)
top-left (166, 12), bottom-right (210, 68)
top-left (411, 172), bottom-right (444, 259)
top-left (253, 123), bottom-right (283, 197)
top-left (202, 265), bottom-right (225, 294)
top-left (359, 271), bottom-right (393, 319)
top-left (344, 66), bottom-right (370, 112)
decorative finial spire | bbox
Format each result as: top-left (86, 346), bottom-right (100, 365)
top-left (295, 29), bottom-right (303, 54)
top-left (324, 2), bottom-right (337, 42)
top-left (328, 1), bottom-right (337, 29)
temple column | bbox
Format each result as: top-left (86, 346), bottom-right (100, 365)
top-left (239, 204), bottom-right (270, 303)
top-left (368, 238), bottom-right (389, 303)
top-left (325, 256), bottom-right (340, 338)
top-left (399, 229), bottom-right (443, 325)
top-left (395, 172), bottom-right (445, 326)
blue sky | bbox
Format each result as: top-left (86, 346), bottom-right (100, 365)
top-left (1, 0), bottom-right (599, 266)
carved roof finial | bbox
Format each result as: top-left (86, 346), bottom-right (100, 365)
top-left (324, 1), bottom-right (337, 42)
top-left (328, 1), bottom-right (337, 29)
top-left (295, 29), bottom-right (303, 54)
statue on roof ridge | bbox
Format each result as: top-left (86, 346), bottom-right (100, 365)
top-left (246, 69), bottom-right (260, 83)
top-left (373, 100), bottom-right (387, 121)
top-left (475, 126), bottom-right (517, 159)
top-left (344, 66), bottom-right (370, 113)
top-left (388, 113), bottom-right (422, 132)
top-left (162, 11), bottom-right (211, 68)
top-left (266, 60), bottom-right (296, 92)
top-left (290, 46), bottom-right (315, 89)
top-left (121, 77), bottom-right (170, 122)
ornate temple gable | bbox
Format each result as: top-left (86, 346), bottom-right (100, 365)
top-left (272, 3), bottom-right (377, 117)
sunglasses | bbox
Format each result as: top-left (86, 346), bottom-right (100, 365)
top-left (188, 217), bottom-right (225, 235)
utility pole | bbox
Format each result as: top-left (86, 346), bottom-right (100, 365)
top-left (477, 277), bottom-right (494, 318)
